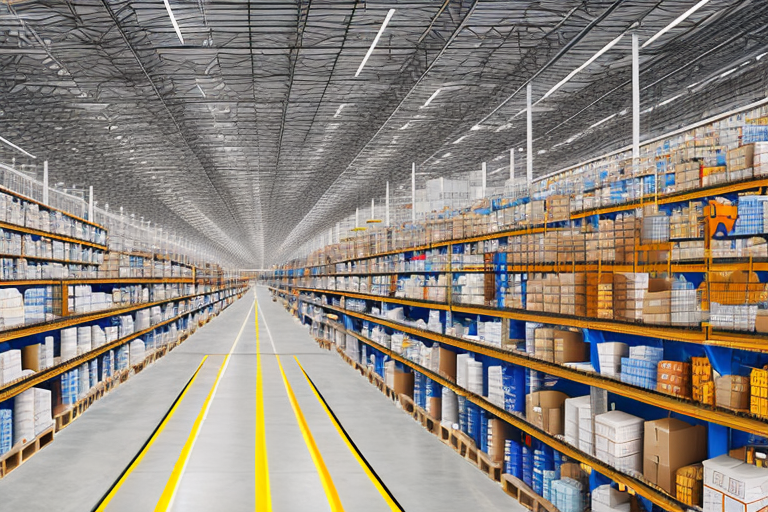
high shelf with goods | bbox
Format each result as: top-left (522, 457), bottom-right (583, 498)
top-left (0, 183), bottom-right (249, 478)
top-left (264, 101), bottom-right (768, 512)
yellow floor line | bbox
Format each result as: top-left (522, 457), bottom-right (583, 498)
top-left (294, 356), bottom-right (403, 512)
top-left (94, 357), bottom-right (208, 512)
top-left (255, 301), bottom-right (272, 511)
top-left (153, 300), bottom-right (254, 512)
top-left (275, 353), bottom-right (345, 512)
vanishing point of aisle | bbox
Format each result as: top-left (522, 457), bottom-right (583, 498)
top-left (0, 287), bottom-right (518, 512)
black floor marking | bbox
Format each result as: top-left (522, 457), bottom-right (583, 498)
top-left (298, 364), bottom-right (406, 512)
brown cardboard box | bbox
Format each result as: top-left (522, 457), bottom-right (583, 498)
top-left (439, 347), bottom-right (456, 381)
top-left (21, 344), bottom-right (41, 372)
top-left (393, 371), bottom-right (414, 397)
top-left (427, 397), bottom-right (442, 421)
top-left (716, 375), bottom-right (750, 411)
top-left (526, 390), bottom-right (568, 436)
top-left (554, 330), bottom-right (588, 364)
top-left (488, 419), bottom-right (511, 462)
top-left (756, 311), bottom-right (768, 334)
top-left (643, 418), bottom-right (707, 495)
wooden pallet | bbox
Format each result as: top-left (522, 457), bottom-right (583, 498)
top-left (0, 425), bottom-right (55, 478)
top-left (501, 474), bottom-right (558, 512)
top-left (440, 424), bottom-right (452, 444)
top-left (454, 430), bottom-right (479, 465)
top-left (478, 451), bottom-right (504, 482)
top-left (399, 394), bottom-right (415, 414)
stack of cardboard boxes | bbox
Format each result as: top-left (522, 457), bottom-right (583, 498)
top-left (677, 463), bottom-right (705, 507)
top-left (657, 360), bottom-right (692, 398)
top-left (703, 455), bottom-right (768, 512)
top-left (715, 375), bottom-right (750, 412)
top-left (559, 273), bottom-right (586, 316)
top-left (749, 367), bottom-right (767, 419)
top-left (545, 195), bottom-right (570, 222)
top-left (643, 418), bottom-right (707, 497)
top-left (614, 273), bottom-right (649, 322)
top-left (692, 356), bottom-right (715, 405)
top-left (598, 342), bottom-right (629, 377)
top-left (526, 390), bottom-right (568, 436)
top-left (594, 410), bottom-right (644, 473)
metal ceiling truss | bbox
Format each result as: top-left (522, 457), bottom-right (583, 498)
top-left (0, 0), bottom-right (765, 267)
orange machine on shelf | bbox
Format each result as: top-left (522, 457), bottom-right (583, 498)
top-left (704, 199), bottom-right (738, 239)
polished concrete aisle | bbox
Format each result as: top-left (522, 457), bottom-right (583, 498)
top-left (0, 287), bottom-right (521, 512)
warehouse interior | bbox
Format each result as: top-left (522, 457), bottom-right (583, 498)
top-left (0, 1), bottom-right (767, 511)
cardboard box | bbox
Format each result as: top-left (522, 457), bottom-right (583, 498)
top-left (703, 455), bottom-right (768, 512)
top-left (393, 370), bottom-right (414, 397)
top-left (21, 344), bottom-right (41, 372)
top-left (716, 375), bottom-right (750, 411)
top-left (439, 347), bottom-right (456, 381)
top-left (755, 311), bottom-right (768, 334)
top-left (554, 330), bottom-right (588, 364)
top-left (526, 390), bottom-right (568, 435)
top-left (427, 397), bottom-right (442, 421)
top-left (487, 418), bottom-right (510, 462)
top-left (643, 418), bottom-right (707, 495)
top-left (677, 463), bottom-right (704, 507)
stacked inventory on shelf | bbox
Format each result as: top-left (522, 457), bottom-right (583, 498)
top-left (0, 184), bottom-right (249, 478)
top-left (266, 102), bottom-right (768, 512)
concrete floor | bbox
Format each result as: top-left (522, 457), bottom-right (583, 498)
top-left (0, 287), bottom-right (522, 512)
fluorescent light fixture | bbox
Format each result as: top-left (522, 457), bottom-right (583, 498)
top-left (543, 33), bottom-right (624, 100)
top-left (163, 0), bottom-right (184, 44)
top-left (334, 104), bottom-right (346, 117)
top-left (452, 136), bottom-right (468, 144)
top-left (757, 52), bottom-right (768, 61)
top-left (495, 123), bottom-right (513, 132)
top-left (442, 152), bottom-right (452, 158)
top-left (0, 135), bottom-right (35, 158)
top-left (355, 9), bottom-right (396, 77)
top-left (399, 122), bottom-right (411, 130)
top-left (590, 112), bottom-right (618, 129)
top-left (720, 68), bottom-right (737, 78)
top-left (642, 0), bottom-right (711, 48)
top-left (196, 84), bottom-right (206, 97)
top-left (470, 124), bottom-right (481, 131)
top-left (658, 93), bottom-right (683, 106)
top-left (421, 88), bottom-right (442, 108)
top-left (687, 82), bottom-right (699, 88)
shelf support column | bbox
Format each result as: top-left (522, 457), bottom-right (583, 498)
top-left (481, 162), bottom-right (487, 198)
top-left (632, 32), bottom-right (640, 170)
top-left (411, 162), bottom-right (416, 223)
top-left (43, 161), bottom-right (49, 204)
top-left (88, 186), bottom-right (94, 221)
top-left (526, 83), bottom-right (533, 187)
top-left (386, 181), bottom-right (390, 227)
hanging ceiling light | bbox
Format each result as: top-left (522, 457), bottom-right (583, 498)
top-left (642, 0), bottom-right (712, 48)
top-left (163, 0), bottom-right (185, 44)
top-left (355, 9), bottom-right (396, 77)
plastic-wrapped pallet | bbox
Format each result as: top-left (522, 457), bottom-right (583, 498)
top-left (14, 386), bottom-right (35, 445)
top-left (0, 288), bottom-right (24, 328)
top-left (0, 349), bottom-right (22, 385)
top-left (61, 327), bottom-right (78, 361)
top-left (33, 388), bottom-right (53, 435)
top-left (91, 325), bottom-right (106, 349)
top-left (598, 342), bottom-right (628, 377)
top-left (487, 366), bottom-right (504, 408)
top-left (441, 387), bottom-right (458, 426)
top-left (118, 315), bottom-right (134, 338)
top-left (78, 363), bottom-right (90, 399)
top-left (594, 410), bottom-right (644, 473)
top-left (135, 309), bottom-right (151, 332)
top-left (504, 439), bottom-right (523, 478)
top-left (564, 395), bottom-right (590, 448)
top-left (592, 484), bottom-right (631, 512)
top-left (0, 408), bottom-right (11, 455)
top-left (89, 359), bottom-right (98, 388)
top-left (61, 369), bottom-right (78, 405)
top-left (43, 336), bottom-right (54, 369)
top-left (128, 339), bottom-right (145, 368)
top-left (105, 326), bottom-right (119, 343)
top-left (150, 305), bottom-right (163, 326)
top-left (550, 478), bottom-right (585, 512)
top-left (467, 359), bottom-right (483, 395)
top-left (77, 325), bottom-right (92, 355)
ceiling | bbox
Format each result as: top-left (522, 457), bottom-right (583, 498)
top-left (0, 0), bottom-right (767, 267)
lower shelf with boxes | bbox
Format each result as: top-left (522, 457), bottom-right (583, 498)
top-left (0, 285), bottom-right (247, 478)
top-left (275, 286), bottom-right (768, 512)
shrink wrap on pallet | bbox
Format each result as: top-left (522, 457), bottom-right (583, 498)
top-left (129, 339), bottom-right (145, 367)
top-left (135, 309), bottom-right (150, 331)
top-left (91, 325), bottom-right (106, 349)
top-left (60, 327), bottom-right (77, 361)
top-left (441, 387), bottom-right (459, 426)
top-left (14, 386), bottom-right (34, 445)
top-left (0, 409), bottom-right (12, 455)
top-left (77, 326), bottom-right (92, 355)
top-left (467, 360), bottom-right (483, 395)
top-left (33, 388), bottom-right (52, 435)
top-left (78, 363), bottom-right (89, 399)
top-left (43, 336), bottom-right (54, 369)
top-left (0, 349), bottom-right (22, 385)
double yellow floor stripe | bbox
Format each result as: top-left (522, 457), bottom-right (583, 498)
top-left (153, 299), bottom-right (254, 512)
top-left (254, 302), bottom-right (272, 511)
